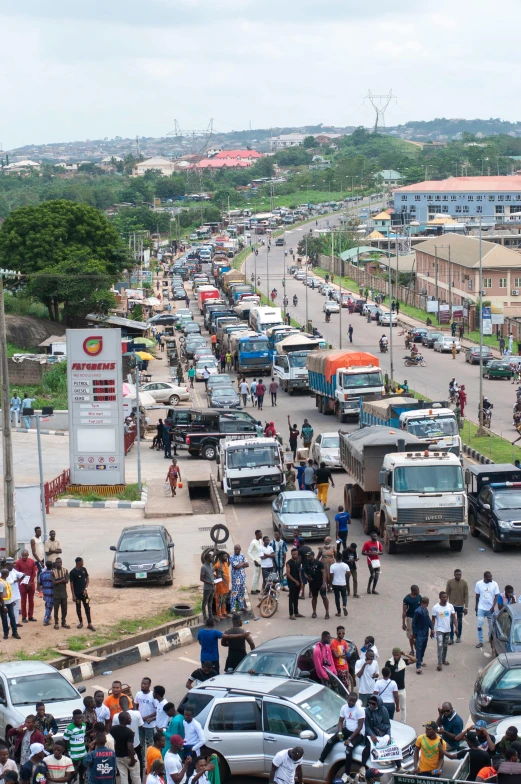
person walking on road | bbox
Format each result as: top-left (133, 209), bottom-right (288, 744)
top-left (458, 385), bottom-right (467, 417)
top-left (239, 379), bottom-right (249, 407)
top-left (335, 505), bottom-right (350, 552)
top-left (451, 341), bottom-right (457, 360)
top-left (315, 462), bottom-right (335, 510)
top-left (301, 419), bottom-right (313, 450)
top-left (286, 548), bottom-right (303, 621)
top-left (361, 532), bottom-right (383, 595)
top-left (330, 551), bottom-right (349, 618)
top-left (304, 551), bottom-right (330, 620)
top-left (446, 568), bottom-right (468, 644)
top-left (165, 458), bottom-right (181, 497)
top-left (451, 321), bottom-right (457, 337)
top-left (15, 549), bottom-right (37, 623)
top-left (222, 613), bottom-right (255, 671)
top-left (70, 557), bottom-right (95, 631)
top-left (475, 570), bottom-right (500, 648)
top-left (343, 543), bottom-right (359, 597)
top-left (413, 597), bottom-right (432, 674)
top-left (269, 377), bottom-right (279, 406)
top-left (348, 324), bottom-right (353, 343)
top-left (431, 591), bottom-right (456, 672)
top-left (225, 351), bottom-right (232, 371)
top-left (247, 530), bottom-right (263, 595)
top-left (287, 418), bottom-right (300, 460)
top-left (255, 378), bottom-right (266, 410)
top-left (250, 378), bottom-right (258, 407)
top-left (402, 585), bottom-right (422, 655)
top-left (303, 459), bottom-right (315, 491)
top-left (38, 560), bottom-right (54, 627)
top-left (269, 531), bottom-right (288, 585)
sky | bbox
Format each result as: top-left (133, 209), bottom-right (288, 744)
top-left (2, 0), bottom-right (521, 150)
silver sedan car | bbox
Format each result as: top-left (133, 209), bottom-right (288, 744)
top-left (140, 381), bottom-right (190, 405)
top-left (311, 432), bottom-right (341, 468)
top-left (433, 336), bottom-right (461, 353)
top-left (272, 490), bottom-right (330, 541)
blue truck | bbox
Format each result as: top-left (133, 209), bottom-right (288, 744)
top-left (237, 334), bottom-right (272, 375)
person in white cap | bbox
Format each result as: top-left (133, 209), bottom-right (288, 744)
top-left (20, 743), bottom-right (48, 784)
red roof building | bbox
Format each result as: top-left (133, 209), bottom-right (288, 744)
top-left (213, 149), bottom-right (263, 161)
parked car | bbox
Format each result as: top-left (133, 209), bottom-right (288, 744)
top-left (195, 359), bottom-right (218, 380)
top-left (272, 490), bottom-right (330, 541)
top-left (483, 360), bottom-right (513, 380)
top-left (491, 604), bottom-right (521, 656)
top-left (323, 301), bottom-right (340, 313)
top-left (353, 299), bottom-right (365, 313)
top-left (110, 524), bottom-right (175, 586)
top-left (0, 662), bottom-right (86, 754)
top-left (294, 271), bottom-right (305, 281)
top-left (173, 308), bottom-right (193, 321)
top-left (470, 653), bottom-right (521, 723)
top-left (421, 331), bottom-right (444, 348)
top-left (311, 433), bottom-right (341, 468)
top-left (433, 336), bottom-right (461, 353)
top-left (380, 312), bottom-right (397, 327)
top-left (466, 346), bottom-right (494, 365)
top-left (177, 673), bottom-right (415, 782)
top-left (149, 314), bottom-right (176, 325)
top-left (141, 381), bottom-right (190, 405)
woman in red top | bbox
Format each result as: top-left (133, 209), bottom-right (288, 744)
top-left (361, 531), bottom-right (383, 595)
top-left (165, 459), bottom-right (181, 497)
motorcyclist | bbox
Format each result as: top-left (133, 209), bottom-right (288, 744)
top-left (293, 294), bottom-right (298, 306)
top-left (283, 296), bottom-right (288, 307)
top-left (379, 334), bottom-right (388, 352)
top-left (325, 310), bottom-right (331, 323)
top-left (405, 330), bottom-right (413, 350)
top-left (410, 343), bottom-right (419, 361)
top-left (449, 378), bottom-right (459, 400)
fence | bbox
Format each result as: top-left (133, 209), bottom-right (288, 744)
top-left (124, 429), bottom-right (137, 454)
top-left (44, 469), bottom-right (70, 513)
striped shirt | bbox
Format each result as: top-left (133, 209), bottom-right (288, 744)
top-left (64, 722), bottom-right (87, 760)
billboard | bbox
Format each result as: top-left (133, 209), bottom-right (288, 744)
top-left (66, 329), bottom-right (125, 486)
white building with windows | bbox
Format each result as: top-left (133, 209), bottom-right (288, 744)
top-left (393, 175), bottom-right (521, 225)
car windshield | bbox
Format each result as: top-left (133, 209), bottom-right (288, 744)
top-left (343, 372), bottom-right (384, 389)
top-left (394, 465), bottom-right (464, 493)
top-left (212, 388), bottom-right (237, 398)
top-left (297, 688), bottom-right (346, 733)
top-left (235, 651), bottom-right (296, 677)
top-left (197, 361), bottom-right (217, 369)
top-left (322, 436), bottom-right (339, 449)
top-left (208, 376), bottom-right (231, 387)
top-left (282, 498), bottom-right (324, 514)
top-left (228, 445), bottom-right (279, 469)
top-left (119, 532), bottom-right (165, 552)
top-left (8, 673), bottom-right (80, 705)
top-left (493, 490), bottom-right (521, 510)
top-left (288, 355), bottom-right (308, 368)
top-left (242, 340), bottom-right (268, 352)
top-left (407, 416), bottom-right (458, 438)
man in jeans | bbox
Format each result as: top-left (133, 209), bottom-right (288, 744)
top-left (199, 553), bottom-right (215, 623)
top-left (0, 568), bottom-right (21, 639)
top-left (413, 597), bottom-right (432, 674)
top-left (446, 568), bottom-right (468, 645)
top-left (475, 571), bottom-right (500, 649)
top-left (431, 591), bottom-right (456, 672)
top-left (269, 377), bottom-right (279, 406)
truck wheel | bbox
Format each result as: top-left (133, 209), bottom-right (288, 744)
top-left (345, 487), bottom-right (362, 519)
top-left (226, 495), bottom-right (235, 505)
top-left (343, 483), bottom-right (352, 509)
top-left (362, 504), bottom-right (375, 535)
top-left (491, 531), bottom-right (503, 553)
top-left (288, 388), bottom-right (294, 396)
top-left (469, 513), bottom-right (480, 537)
top-left (336, 404), bottom-right (346, 423)
top-left (449, 540), bottom-right (464, 552)
top-left (318, 396), bottom-right (324, 414)
top-left (202, 443), bottom-right (217, 460)
top-left (383, 526), bottom-right (398, 554)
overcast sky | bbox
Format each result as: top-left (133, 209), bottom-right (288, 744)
top-left (2, 0), bottom-right (520, 150)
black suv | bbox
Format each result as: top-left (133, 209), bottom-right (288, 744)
top-left (110, 525), bottom-right (175, 587)
top-left (470, 653), bottom-right (521, 723)
top-left (172, 409), bottom-right (263, 460)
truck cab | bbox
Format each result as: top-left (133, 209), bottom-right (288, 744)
top-left (466, 464), bottom-right (521, 552)
top-left (217, 437), bottom-right (285, 505)
top-left (399, 408), bottom-right (461, 456)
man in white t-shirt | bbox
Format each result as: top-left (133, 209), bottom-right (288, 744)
top-left (355, 649), bottom-right (379, 705)
top-left (239, 380), bottom-right (249, 407)
top-left (431, 590), bottom-right (456, 672)
top-left (164, 735), bottom-right (190, 784)
top-left (475, 571), bottom-right (500, 649)
top-left (153, 686), bottom-right (169, 730)
top-left (373, 667), bottom-right (400, 720)
top-left (134, 677), bottom-right (157, 752)
top-left (330, 551), bottom-right (350, 618)
top-left (270, 747), bottom-right (304, 784)
top-left (259, 536), bottom-right (275, 588)
top-left (315, 692), bottom-right (365, 769)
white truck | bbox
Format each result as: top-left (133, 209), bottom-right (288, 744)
top-left (340, 426), bottom-right (468, 553)
top-left (272, 334), bottom-right (323, 394)
top-left (249, 306), bottom-right (283, 334)
top-left (216, 437), bottom-right (286, 505)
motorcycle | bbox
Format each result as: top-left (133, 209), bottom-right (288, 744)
top-left (379, 341), bottom-right (388, 353)
top-left (449, 389), bottom-right (459, 405)
top-left (258, 571), bottom-right (280, 618)
top-left (479, 405), bottom-right (493, 428)
top-left (293, 295), bottom-right (298, 306)
top-left (404, 354), bottom-right (427, 367)
top-left (325, 312), bottom-right (331, 323)
top-left (513, 407), bottom-right (521, 428)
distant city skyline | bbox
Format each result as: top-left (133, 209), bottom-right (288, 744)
top-left (1, 0), bottom-right (520, 149)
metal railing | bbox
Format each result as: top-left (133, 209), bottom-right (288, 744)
top-left (44, 469), bottom-right (70, 513)
top-left (124, 429), bottom-right (137, 454)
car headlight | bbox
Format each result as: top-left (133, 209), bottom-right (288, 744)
top-left (154, 559), bottom-right (169, 569)
top-left (499, 521), bottom-right (513, 530)
top-left (114, 562), bottom-right (127, 571)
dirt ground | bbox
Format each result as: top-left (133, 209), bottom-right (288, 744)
top-left (1, 578), bottom-right (201, 661)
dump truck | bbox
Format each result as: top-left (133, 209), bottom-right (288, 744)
top-left (360, 397), bottom-right (462, 456)
top-left (340, 425), bottom-right (468, 553)
top-left (222, 270), bottom-right (246, 294)
top-left (307, 350), bottom-right (384, 421)
top-left (465, 463), bottom-right (521, 552)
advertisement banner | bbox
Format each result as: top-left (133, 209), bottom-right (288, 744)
top-left (426, 301), bottom-right (438, 313)
top-left (66, 329), bottom-right (125, 486)
top-left (491, 304), bottom-right (504, 325)
top-left (482, 306), bottom-right (492, 335)
top-left (439, 304), bottom-right (450, 324)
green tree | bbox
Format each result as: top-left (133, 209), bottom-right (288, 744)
top-left (0, 200), bottom-right (128, 323)
top-left (249, 157), bottom-right (275, 178)
top-left (303, 135), bottom-right (319, 149)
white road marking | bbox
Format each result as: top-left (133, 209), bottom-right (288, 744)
top-left (177, 656), bottom-right (200, 665)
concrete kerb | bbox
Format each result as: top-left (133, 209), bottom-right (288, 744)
top-left (55, 487), bottom-right (148, 510)
top-left (462, 442), bottom-right (494, 465)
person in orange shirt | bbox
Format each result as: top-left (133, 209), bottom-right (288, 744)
top-left (146, 733), bottom-right (166, 774)
top-left (103, 680), bottom-right (133, 719)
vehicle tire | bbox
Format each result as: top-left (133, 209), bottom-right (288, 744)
top-left (226, 495), bottom-right (235, 505)
top-left (202, 443), bottom-right (217, 460)
top-left (288, 388), bottom-right (294, 396)
top-left (165, 573), bottom-right (174, 586)
top-left (345, 486), bottom-right (362, 519)
top-left (362, 504), bottom-right (375, 535)
top-left (272, 516), bottom-right (278, 532)
top-left (336, 404), bottom-right (346, 423)
top-left (210, 523), bottom-right (229, 546)
top-left (383, 525), bottom-right (398, 554)
top-left (469, 513), bottom-right (480, 537)
top-left (170, 603), bottom-right (194, 617)
top-left (404, 358), bottom-right (412, 367)
top-left (343, 483), bottom-right (352, 509)
top-left (420, 359), bottom-right (427, 367)
top-left (449, 540), bottom-right (464, 552)
top-left (318, 396), bottom-right (324, 414)
top-left (259, 594), bottom-right (278, 618)
top-left (491, 530), bottom-right (503, 553)
top-left (169, 394), bottom-right (180, 405)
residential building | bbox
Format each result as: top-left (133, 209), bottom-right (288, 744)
top-left (268, 133), bottom-right (307, 151)
top-left (132, 157), bottom-right (178, 176)
top-left (414, 233), bottom-right (521, 307)
top-left (394, 175), bottom-right (521, 224)
top-left (211, 150), bottom-right (263, 163)
top-left (376, 169), bottom-right (403, 187)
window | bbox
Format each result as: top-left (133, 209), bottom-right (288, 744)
top-left (435, 194), bottom-right (441, 201)
top-left (489, 195), bottom-right (495, 201)
top-left (415, 195), bottom-right (421, 201)
top-left (497, 610), bottom-right (513, 640)
top-left (442, 195), bottom-right (448, 201)
top-left (455, 205), bottom-right (462, 213)
top-left (463, 205), bottom-right (469, 213)
top-left (401, 205), bottom-right (408, 213)
top-left (401, 195), bottom-right (408, 201)
top-left (499, 278), bottom-right (507, 288)
top-left (468, 195), bottom-right (474, 201)
top-left (442, 205), bottom-right (449, 213)
top-left (451, 195), bottom-right (457, 201)
top-left (506, 195), bottom-right (512, 201)
top-left (477, 206), bottom-right (483, 213)
top-left (496, 206), bottom-right (505, 214)
top-left (483, 278), bottom-right (492, 289)
top-left (477, 195), bottom-right (483, 201)
top-left (515, 278), bottom-right (521, 288)
top-left (498, 195), bottom-right (504, 201)
top-left (209, 701), bottom-right (260, 732)
top-left (496, 668), bottom-right (521, 691)
top-left (428, 195), bottom-right (433, 200)
top-left (263, 702), bottom-right (311, 737)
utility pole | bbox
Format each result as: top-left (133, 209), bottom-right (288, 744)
top-left (434, 248), bottom-right (439, 324)
top-left (0, 270), bottom-right (20, 555)
top-left (477, 219), bottom-right (486, 435)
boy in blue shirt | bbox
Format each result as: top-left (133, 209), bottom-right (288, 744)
top-left (335, 506), bottom-right (350, 552)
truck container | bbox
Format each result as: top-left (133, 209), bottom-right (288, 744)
top-left (232, 302), bottom-right (258, 323)
top-left (465, 464), bottom-right (521, 552)
top-left (307, 350), bottom-right (384, 422)
top-left (360, 397), bottom-right (462, 456)
top-left (197, 286), bottom-right (220, 313)
top-left (222, 270), bottom-right (245, 293)
top-left (340, 426), bottom-right (468, 553)
top-left (228, 283), bottom-right (254, 304)
top-left (217, 437), bottom-right (285, 504)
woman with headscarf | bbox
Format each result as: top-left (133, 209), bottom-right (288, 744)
top-left (265, 421), bottom-right (277, 438)
top-left (213, 552), bottom-right (231, 619)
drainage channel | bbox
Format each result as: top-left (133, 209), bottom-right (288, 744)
top-left (188, 480), bottom-right (218, 514)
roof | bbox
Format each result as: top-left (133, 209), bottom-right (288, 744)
top-left (135, 157), bottom-right (174, 166)
top-left (378, 170), bottom-right (402, 179)
top-left (38, 334), bottom-right (66, 347)
top-left (366, 230), bottom-right (385, 239)
top-left (213, 150), bottom-right (263, 159)
top-left (372, 211), bottom-right (392, 221)
top-left (343, 425), bottom-right (426, 462)
top-left (340, 246), bottom-right (390, 261)
top-left (377, 253), bottom-right (416, 273)
top-left (251, 635), bottom-right (319, 652)
top-left (0, 661), bottom-right (61, 675)
top-left (466, 463), bottom-right (521, 477)
top-left (86, 314), bottom-right (149, 331)
top-left (415, 234), bottom-right (521, 269)
top-left (195, 159), bottom-right (252, 169)
top-left (395, 175), bottom-right (521, 193)
top-left (426, 215), bottom-right (461, 226)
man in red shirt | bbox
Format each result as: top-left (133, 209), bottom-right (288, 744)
top-left (361, 532), bottom-right (383, 596)
top-left (14, 550), bottom-right (37, 622)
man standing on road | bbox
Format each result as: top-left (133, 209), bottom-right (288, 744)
top-left (287, 418), bottom-right (300, 461)
top-left (343, 543), bottom-right (359, 598)
top-left (348, 324), bottom-right (353, 343)
top-left (286, 548), bottom-right (303, 621)
top-left (458, 384), bottom-right (467, 417)
top-left (44, 530), bottom-right (62, 560)
top-left (335, 506), bottom-right (350, 552)
top-left (402, 585), bottom-right (422, 655)
top-left (5, 557), bottom-right (24, 623)
top-left (431, 591), bottom-right (455, 672)
top-left (259, 535), bottom-right (275, 588)
top-left (355, 649), bottom-right (379, 706)
top-left (52, 557), bottom-right (70, 630)
top-left (0, 568), bottom-right (20, 640)
top-left (413, 597), bottom-right (432, 674)
top-left (386, 648), bottom-right (415, 724)
top-left (197, 618), bottom-right (222, 674)
top-left (446, 568), bottom-right (468, 645)
top-left (202, 367), bottom-right (210, 391)
top-left (269, 531), bottom-right (287, 586)
top-left (255, 378), bottom-right (266, 410)
top-left (475, 571), bottom-right (500, 648)
top-left (269, 377), bottom-right (279, 406)
top-left (222, 613), bottom-right (255, 671)
top-left (14, 550), bottom-right (37, 624)
top-left (30, 527), bottom-right (45, 577)
top-left (301, 420), bottom-right (313, 450)
top-left (303, 459), bottom-right (315, 491)
top-left (314, 462), bottom-right (335, 511)
top-left (239, 378), bottom-right (249, 407)
top-left (361, 532), bottom-right (383, 595)
top-left (247, 530), bottom-right (263, 595)
top-left (304, 551), bottom-right (330, 620)
top-left (134, 678), bottom-right (157, 754)
top-left (199, 553), bottom-right (215, 623)
top-left (70, 557), bottom-right (95, 631)
top-left (330, 552), bottom-right (349, 618)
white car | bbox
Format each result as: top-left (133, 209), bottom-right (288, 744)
top-left (0, 662), bottom-right (86, 751)
top-left (141, 381), bottom-right (191, 405)
top-left (323, 301), bottom-right (340, 313)
top-left (294, 270), bottom-right (305, 280)
top-left (312, 432), bottom-right (342, 468)
top-left (195, 360), bottom-right (218, 380)
top-left (433, 336), bottom-right (461, 353)
top-left (380, 312), bottom-right (398, 326)
top-left (321, 286), bottom-right (334, 297)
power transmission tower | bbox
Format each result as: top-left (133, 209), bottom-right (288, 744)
top-left (365, 90), bottom-right (394, 133)
top-left (167, 120), bottom-right (214, 193)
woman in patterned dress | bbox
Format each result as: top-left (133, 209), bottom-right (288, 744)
top-left (229, 544), bottom-right (249, 611)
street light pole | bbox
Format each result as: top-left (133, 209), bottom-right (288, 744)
top-left (477, 218), bottom-right (485, 434)
top-left (305, 233), bottom-right (309, 330)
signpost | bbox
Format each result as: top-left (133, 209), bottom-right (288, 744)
top-left (66, 329), bottom-right (125, 486)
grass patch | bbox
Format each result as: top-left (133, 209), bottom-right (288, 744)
top-left (460, 420), bottom-right (521, 464)
top-left (61, 483), bottom-right (142, 502)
